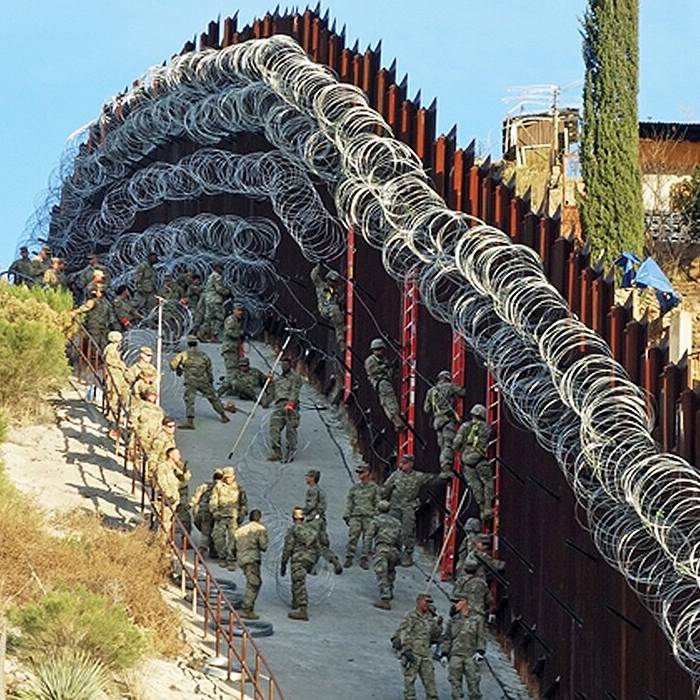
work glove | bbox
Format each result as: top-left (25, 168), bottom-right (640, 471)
top-left (487, 613), bottom-right (496, 625)
top-left (402, 650), bottom-right (416, 665)
top-left (280, 562), bottom-right (287, 577)
top-left (440, 654), bottom-right (448, 668)
top-left (391, 637), bottom-right (402, 653)
top-left (473, 651), bottom-right (485, 664)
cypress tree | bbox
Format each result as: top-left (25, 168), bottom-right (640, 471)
top-left (580, 0), bottom-right (644, 267)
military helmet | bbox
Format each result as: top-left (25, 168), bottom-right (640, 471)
top-left (213, 468), bottom-right (224, 479)
top-left (107, 331), bottom-right (122, 343)
top-left (465, 517), bottom-right (481, 533)
top-left (292, 506), bottom-right (305, 520)
top-left (377, 500), bottom-right (391, 513)
top-left (187, 335), bottom-right (198, 345)
top-left (417, 593), bottom-right (434, 604)
top-left (221, 466), bottom-right (235, 478)
top-left (240, 357), bottom-right (251, 366)
top-left (470, 404), bottom-right (487, 419)
top-left (437, 370), bottom-right (452, 381)
top-left (92, 269), bottom-right (105, 278)
top-left (305, 469), bottom-right (321, 482)
top-left (233, 302), bottom-right (245, 311)
top-left (140, 364), bottom-right (157, 378)
top-left (462, 557), bottom-right (479, 573)
top-left (139, 346), bottom-right (153, 357)
top-left (370, 338), bottom-right (386, 350)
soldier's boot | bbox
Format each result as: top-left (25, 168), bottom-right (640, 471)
top-left (373, 599), bottom-right (391, 610)
top-left (399, 552), bottom-right (414, 567)
top-left (359, 556), bottom-right (369, 570)
top-left (333, 561), bottom-right (343, 575)
top-left (239, 609), bottom-right (259, 620)
top-left (179, 417), bottom-right (195, 430)
top-left (218, 411), bottom-right (231, 424)
top-left (344, 555), bottom-right (354, 569)
top-left (287, 607), bottom-right (309, 621)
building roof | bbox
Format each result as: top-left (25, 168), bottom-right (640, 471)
top-left (639, 121), bottom-right (700, 142)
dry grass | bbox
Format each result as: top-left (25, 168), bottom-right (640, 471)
top-left (0, 471), bottom-right (184, 657)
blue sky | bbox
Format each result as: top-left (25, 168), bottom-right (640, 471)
top-left (1, 1), bottom-right (698, 269)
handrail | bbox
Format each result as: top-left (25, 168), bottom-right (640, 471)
top-left (66, 324), bottom-right (285, 700)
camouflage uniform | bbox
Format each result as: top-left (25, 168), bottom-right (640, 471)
top-left (147, 429), bottom-right (176, 482)
top-left (135, 401), bottom-right (165, 455)
top-left (210, 478), bottom-right (240, 566)
top-left (103, 339), bottom-right (127, 418)
top-left (169, 347), bottom-right (228, 423)
top-left (344, 481), bottom-right (380, 563)
top-left (133, 259), bottom-right (157, 312)
top-left (281, 520), bottom-right (320, 611)
top-left (8, 254), bottom-right (33, 284)
top-left (304, 485), bottom-right (342, 570)
top-left (393, 608), bottom-right (442, 700)
top-left (73, 296), bottom-right (116, 349)
top-left (310, 265), bottom-right (345, 349)
top-left (173, 459), bottom-right (193, 533)
top-left (154, 459), bottom-right (181, 536)
top-left (269, 369), bottom-right (303, 459)
top-left (79, 264), bottom-right (110, 295)
top-left (424, 382), bottom-right (466, 472)
top-left (186, 279), bottom-right (203, 311)
top-left (368, 508), bottom-right (402, 603)
top-left (30, 254), bottom-right (50, 283)
top-left (221, 312), bottom-right (246, 383)
top-left (442, 611), bottom-right (486, 700)
top-left (452, 567), bottom-right (493, 618)
top-left (453, 418), bottom-right (494, 518)
top-left (191, 478), bottom-right (217, 555)
top-left (364, 352), bottom-right (402, 430)
top-left (218, 363), bottom-right (269, 403)
top-left (235, 520), bottom-right (269, 614)
top-left (202, 270), bottom-right (228, 340)
top-left (113, 295), bottom-right (140, 329)
top-left (456, 534), bottom-right (505, 581)
top-left (381, 468), bottom-right (447, 562)
top-left (43, 266), bottom-right (66, 290)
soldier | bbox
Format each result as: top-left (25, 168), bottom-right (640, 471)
top-left (268, 357), bottom-right (302, 462)
top-left (391, 593), bottom-right (442, 700)
top-left (9, 246), bottom-right (34, 284)
top-left (185, 273), bottom-right (203, 310)
top-left (221, 303), bottom-right (246, 385)
top-left (235, 509), bottom-right (269, 620)
top-left (159, 274), bottom-right (181, 302)
top-left (455, 518), bottom-right (483, 572)
top-left (381, 454), bottom-right (450, 566)
top-left (124, 346), bottom-right (154, 390)
top-left (343, 465), bottom-right (379, 569)
top-left (310, 264), bottom-right (346, 351)
top-left (154, 446), bottom-right (183, 537)
top-left (133, 252), bottom-right (158, 313)
top-left (191, 468), bottom-right (223, 557)
top-left (202, 263), bottom-right (229, 341)
top-left (424, 370), bottom-right (466, 472)
top-left (169, 336), bottom-right (232, 429)
top-left (72, 286), bottom-right (117, 349)
top-left (103, 330), bottom-right (127, 427)
top-left (453, 404), bottom-right (495, 519)
top-left (42, 258), bottom-right (66, 290)
top-left (280, 506), bottom-right (320, 621)
top-left (303, 470), bottom-right (343, 575)
top-left (441, 596), bottom-right (486, 700)
top-left (30, 245), bottom-right (51, 282)
top-left (127, 364), bottom-right (158, 444)
top-left (217, 356), bottom-right (270, 403)
top-left (84, 269), bottom-right (107, 299)
top-left (134, 389), bottom-right (164, 455)
top-left (364, 338), bottom-right (403, 431)
top-left (174, 270), bottom-right (193, 300)
top-left (147, 416), bottom-right (177, 482)
top-left (368, 500), bottom-right (402, 610)
top-left (78, 254), bottom-right (110, 297)
top-left (113, 285), bottom-right (142, 329)
top-left (210, 467), bottom-right (240, 570)
top-left (452, 558), bottom-right (494, 623)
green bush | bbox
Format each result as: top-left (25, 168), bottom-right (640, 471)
top-left (15, 650), bottom-right (108, 700)
top-left (9, 585), bottom-right (148, 672)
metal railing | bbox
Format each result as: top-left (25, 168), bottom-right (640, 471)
top-left (67, 325), bottom-right (285, 700)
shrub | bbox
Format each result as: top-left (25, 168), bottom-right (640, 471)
top-left (15, 650), bottom-right (108, 700)
top-left (9, 585), bottom-right (147, 672)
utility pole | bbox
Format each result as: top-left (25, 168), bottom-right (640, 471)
top-left (155, 296), bottom-right (164, 404)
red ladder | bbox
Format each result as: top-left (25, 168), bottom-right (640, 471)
top-left (343, 225), bottom-right (356, 403)
top-left (398, 279), bottom-right (419, 459)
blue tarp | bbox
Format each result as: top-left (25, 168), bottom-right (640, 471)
top-left (615, 252), bottom-right (681, 314)
top-left (615, 252), bottom-right (642, 288)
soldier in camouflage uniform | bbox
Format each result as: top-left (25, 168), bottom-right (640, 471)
top-left (364, 338), bottom-right (403, 431)
top-left (201, 263), bottom-right (229, 341)
top-left (84, 269), bottom-right (106, 299)
top-left (368, 500), bottom-right (402, 609)
top-left (235, 509), bottom-right (269, 619)
top-left (452, 557), bottom-right (493, 623)
top-left (185, 273), bottom-right (203, 311)
top-left (392, 594), bottom-right (442, 700)
top-left (221, 304), bottom-right (246, 385)
top-left (441, 596), bottom-right (486, 700)
top-left (154, 446), bottom-right (183, 537)
top-left (381, 454), bottom-right (450, 566)
top-left (280, 506), bottom-right (320, 621)
top-left (30, 245), bottom-right (51, 283)
top-left (78, 254), bottom-right (110, 300)
top-left (310, 264), bottom-right (346, 351)
top-left (424, 370), bottom-right (466, 472)
top-left (191, 468), bottom-right (223, 557)
top-left (147, 416), bottom-right (177, 482)
top-left (72, 286), bottom-right (117, 349)
top-left (113, 285), bottom-right (142, 330)
top-left (43, 257), bottom-right (67, 290)
top-left (169, 336), bottom-right (231, 429)
top-left (159, 274), bottom-right (181, 302)
top-left (132, 252), bottom-right (158, 313)
top-left (303, 470), bottom-right (343, 574)
top-left (103, 330), bottom-right (128, 426)
top-left (453, 404), bottom-right (495, 519)
top-left (217, 357), bottom-right (270, 404)
top-left (210, 467), bottom-right (240, 569)
top-left (134, 389), bottom-right (165, 455)
top-left (343, 465), bottom-right (379, 568)
top-left (9, 246), bottom-right (33, 284)
top-left (124, 346), bottom-right (154, 392)
top-left (268, 357), bottom-right (302, 462)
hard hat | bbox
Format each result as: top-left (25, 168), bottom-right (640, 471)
top-left (470, 404), bottom-right (487, 419)
top-left (370, 338), bottom-right (386, 350)
top-left (139, 346), bottom-right (153, 356)
top-left (107, 331), bottom-right (123, 343)
top-left (377, 500), bottom-right (391, 513)
top-left (437, 370), bottom-right (452, 381)
top-left (187, 335), bottom-right (198, 344)
top-left (221, 467), bottom-right (235, 478)
top-left (292, 506), bottom-right (305, 520)
top-left (465, 518), bottom-right (481, 533)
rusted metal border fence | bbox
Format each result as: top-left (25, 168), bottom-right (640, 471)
top-left (66, 325), bottom-right (285, 700)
